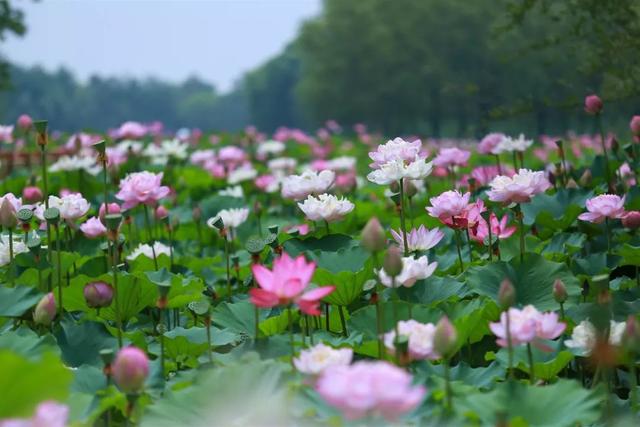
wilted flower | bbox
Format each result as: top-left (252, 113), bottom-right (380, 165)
top-left (80, 216), bottom-right (107, 238)
top-left (112, 346), bottom-right (150, 393)
top-left (281, 170), bottom-right (334, 200)
top-left (315, 361), bottom-right (426, 421)
top-left (116, 171), bottom-right (170, 209)
top-left (249, 253), bottom-right (334, 315)
top-left (293, 342), bottom-right (353, 375)
top-left (565, 320), bottom-right (626, 355)
top-left (391, 225), bottom-right (444, 253)
top-left (578, 194), bottom-right (626, 224)
top-left (297, 193), bottom-right (354, 222)
top-left (378, 255), bottom-right (437, 288)
top-left (384, 319), bottom-right (440, 361)
top-left (486, 169), bottom-right (550, 204)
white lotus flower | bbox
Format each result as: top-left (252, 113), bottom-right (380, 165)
top-left (127, 242), bottom-right (171, 261)
top-left (366, 157), bottom-right (432, 185)
top-left (268, 157), bottom-right (298, 171)
top-left (281, 170), bottom-right (335, 200)
top-left (293, 342), bottom-right (353, 375)
top-left (208, 207), bottom-right (250, 229)
top-left (492, 134), bottom-right (533, 154)
top-left (378, 255), bottom-right (437, 288)
top-left (256, 140), bottom-right (286, 157)
top-left (565, 320), bottom-right (626, 355)
top-left (49, 155), bottom-right (101, 175)
top-left (227, 165), bottom-right (257, 184)
top-left (297, 193), bottom-right (354, 222)
top-left (0, 234), bottom-right (28, 266)
top-left (37, 194), bottom-right (90, 221)
top-left (218, 186), bottom-right (244, 198)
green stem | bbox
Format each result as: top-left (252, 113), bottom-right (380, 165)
top-left (495, 154), bottom-right (502, 175)
top-left (8, 228), bottom-right (14, 286)
top-left (630, 356), bottom-right (638, 413)
top-left (143, 205), bottom-right (158, 270)
top-left (465, 228), bottom-right (473, 263)
top-left (398, 179), bottom-right (409, 256)
top-left (224, 238), bottom-right (231, 302)
top-left (487, 215), bottom-right (493, 261)
top-left (605, 217), bottom-right (611, 255)
top-left (206, 316), bottom-right (213, 363)
top-left (40, 146), bottom-right (49, 208)
top-left (392, 281), bottom-right (400, 365)
top-left (527, 342), bottom-right (535, 384)
top-left (515, 205), bottom-right (524, 263)
top-left (287, 306), bottom-right (295, 365)
top-left (443, 358), bottom-right (453, 412)
top-left (597, 115), bottom-right (612, 189)
top-left (454, 229), bottom-right (464, 272)
top-left (338, 305), bottom-right (348, 337)
top-left (506, 310), bottom-right (514, 380)
top-left (111, 242), bottom-right (123, 348)
top-left (324, 220), bottom-right (330, 236)
top-left (55, 225), bottom-right (63, 317)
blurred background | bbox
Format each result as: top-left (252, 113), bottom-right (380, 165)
top-left (0, 0), bottom-right (639, 136)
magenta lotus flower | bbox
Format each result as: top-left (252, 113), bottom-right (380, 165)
top-left (578, 194), bottom-right (626, 224)
top-left (584, 94), bottom-right (603, 115)
top-left (112, 346), bottom-right (149, 393)
top-left (486, 169), bottom-right (550, 204)
top-left (391, 225), bottom-right (444, 253)
top-left (315, 361), bottom-right (426, 421)
top-left (249, 253), bottom-right (335, 315)
top-left (115, 171), bottom-right (170, 210)
top-left (472, 212), bottom-right (517, 243)
top-left (83, 281), bottom-right (114, 308)
top-left (17, 114), bottom-right (33, 131)
top-left (622, 211), bottom-right (640, 229)
top-left (433, 147), bottom-right (471, 168)
top-left (80, 216), bottom-right (107, 238)
top-left (490, 305), bottom-right (565, 347)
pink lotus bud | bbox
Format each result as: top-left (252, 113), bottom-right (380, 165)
top-left (498, 279), bottom-right (515, 308)
top-left (33, 292), bottom-right (56, 325)
top-left (17, 114), bottom-right (33, 130)
top-left (553, 279), bottom-right (568, 303)
top-left (99, 203), bottom-right (121, 223)
top-left (83, 281), bottom-right (114, 308)
top-left (433, 316), bottom-right (457, 357)
top-left (112, 346), bottom-right (149, 393)
top-left (22, 186), bottom-right (43, 204)
top-left (622, 211), bottom-right (640, 229)
top-left (630, 116), bottom-right (640, 136)
top-left (584, 94), bottom-right (603, 115)
top-left (383, 246), bottom-right (403, 277)
top-left (361, 217), bottom-right (386, 252)
top-left (0, 198), bottom-right (17, 228)
top-left (155, 205), bottom-right (169, 220)
top-left (624, 315), bottom-right (640, 352)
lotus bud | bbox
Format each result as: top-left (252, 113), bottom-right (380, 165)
top-left (403, 179), bottom-right (417, 198)
top-left (33, 292), bottom-right (56, 325)
top-left (622, 211), bottom-right (640, 229)
top-left (383, 245), bottom-right (403, 278)
top-left (584, 94), bottom-right (603, 115)
top-left (361, 217), bottom-right (386, 252)
top-left (630, 116), bottom-right (640, 136)
top-left (99, 203), bottom-right (121, 224)
top-left (83, 281), bottom-right (114, 308)
top-left (112, 346), bottom-right (150, 394)
top-left (623, 315), bottom-right (640, 353)
top-left (155, 205), bottom-right (169, 221)
top-left (192, 205), bottom-right (202, 222)
top-left (565, 178), bottom-right (578, 189)
top-left (17, 114), bottom-right (33, 131)
top-left (22, 186), bottom-right (43, 204)
top-left (579, 169), bottom-right (592, 187)
top-left (0, 198), bottom-right (17, 228)
top-left (553, 279), bottom-right (568, 303)
top-left (433, 316), bottom-right (457, 358)
top-left (498, 278), bottom-right (515, 308)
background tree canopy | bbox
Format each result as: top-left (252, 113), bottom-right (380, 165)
top-left (1, 0), bottom-right (639, 135)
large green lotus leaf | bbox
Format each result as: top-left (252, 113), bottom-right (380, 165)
top-left (164, 326), bottom-right (238, 348)
top-left (397, 275), bottom-right (472, 306)
top-left (486, 339), bottom-right (573, 380)
top-left (0, 350), bottom-right (73, 418)
top-left (617, 244), bottom-right (640, 266)
top-left (348, 301), bottom-right (434, 340)
top-left (521, 188), bottom-right (593, 228)
top-left (142, 268), bottom-right (205, 308)
top-left (313, 260), bottom-right (372, 306)
top-left (459, 379), bottom-right (600, 426)
top-left (141, 357), bottom-right (290, 427)
top-left (465, 253), bottom-right (580, 311)
top-left (213, 301), bottom-right (268, 336)
top-left (541, 232), bottom-right (586, 256)
top-left (283, 234), bottom-right (357, 254)
top-left (259, 310), bottom-right (300, 336)
top-left (567, 290), bottom-right (640, 322)
top-left (0, 285), bottom-right (43, 317)
top-left (102, 272), bottom-right (157, 322)
top-left (0, 327), bottom-right (59, 360)
top-left (283, 234), bottom-right (368, 272)
top-left (572, 252), bottom-right (609, 277)
top-left (55, 318), bottom-right (117, 367)
top-left (419, 361), bottom-right (502, 390)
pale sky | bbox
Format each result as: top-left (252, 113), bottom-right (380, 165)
top-left (3, 0), bottom-right (322, 92)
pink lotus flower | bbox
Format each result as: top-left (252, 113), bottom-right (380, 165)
top-left (469, 165), bottom-right (512, 186)
top-left (115, 171), bottom-right (170, 210)
top-left (294, 342), bottom-right (352, 375)
top-left (218, 146), bottom-right (246, 165)
top-left (0, 401), bottom-right (68, 427)
top-left (490, 305), bottom-right (565, 347)
top-left (22, 186), bottom-right (43, 204)
top-left (486, 169), bottom-right (550, 204)
top-left (368, 137), bottom-right (422, 168)
top-left (116, 121), bottom-right (147, 139)
top-left (472, 212), bottom-right (517, 243)
top-left (622, 211), bottom-right (640, 229)
top-left (384, 319), bottom-right (440, 361)
top-left (254, 174), bottom-right (279, 193)
top-left (106, 146), bottom-right (128, 169)
top-left (630, 115), bottom-right (640, 136)
top-left (578, 194), bottom-right (626, 223)
top-left (112, 346), bottom-right (149, 393)
top-left (0, 125), bottom-right (14, 143)
top-left (17, 114), bottom-right (33, 131)
top-left (433, 147), bottom-right (471, 168)
top-left (426, 190), bottom-right (471, 228)
top-left (315, 361), bottom-right (426, 421)
top-left (249, 253), bottom-right (334, 315)
top-left (478, 133), bottom-right (506, 154)
top-left (391, 225), bottom-right (444, 253)
top-left (584, 94), bottom-right (603, 115)
top-left (99, 202), bottom-right (121, 223)
top-left (80, 216), bottom-right (107, 238)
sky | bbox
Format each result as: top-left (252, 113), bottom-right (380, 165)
top-left (3, 0), bottom-right (322, 92)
